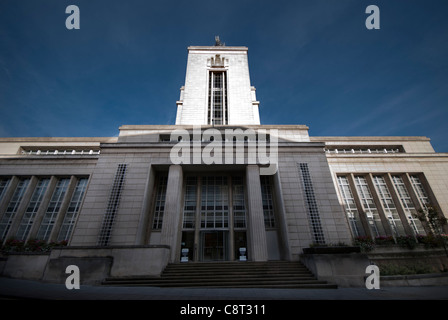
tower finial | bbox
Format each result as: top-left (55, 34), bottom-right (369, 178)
top-left (214, 36), bottom-right (225, 46)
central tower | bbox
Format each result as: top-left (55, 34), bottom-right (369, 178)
top-left (175, 40), bottom-right (261, 125)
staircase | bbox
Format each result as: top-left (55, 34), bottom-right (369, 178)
top-left (102, 261), bottom-right (337, 289)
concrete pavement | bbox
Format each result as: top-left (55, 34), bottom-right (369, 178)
top-left (1, 277), bottom-right (448, 300)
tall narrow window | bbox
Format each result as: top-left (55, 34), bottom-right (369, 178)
top-left (392, 175), bottom-right (425, 235)
top-left (232, 176), bottom-right (246, 229)
top-left (0, 178), bottom-right (11, 203)
top-left (16, 178), bottom-right (50, 241)
top-left (200, 176), bottom-right (229, 229)
top-left (353, 176), bottom-right (385, 237)
top-left (208, 71), bottom-right (228, 125)
top-left (0, 178), bottom-right (30, 241)
top-left (410, 175), bottom-right (430, 209)
top-left (98, 164), bottom-right (127, 246)
top-left (152, 175), bottom-right (168, 230)
top-left (37, 178), bottom-right (70, 241)
top-left (299, 163), bottom-right (325, 244)
top-left (260, 175), bottom-right (276, 228)
top-left (182, 177), bottom-right (197, 229)
top-left (336, 176), bottom-right (364, 237)
top-left (372, 175), bottom-right (406, 236)
top-left (57, 178), bottom-right (88, 242)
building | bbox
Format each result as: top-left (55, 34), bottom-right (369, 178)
top-left (1, 40), bottom-right (447, 286)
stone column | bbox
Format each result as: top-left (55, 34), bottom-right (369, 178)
top-left (160, 165), bottom-right (184, 262)
top-left (246, 165), bottom-right (268, 261)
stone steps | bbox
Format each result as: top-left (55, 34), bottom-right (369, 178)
top-left (102, 261), bottom-right (337, 289)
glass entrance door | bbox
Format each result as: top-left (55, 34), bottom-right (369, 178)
top-left (201, 231), bottom-right (228, 261)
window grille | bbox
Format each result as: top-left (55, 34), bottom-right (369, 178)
top-left (0, 178), bottom-right (11, 203)
top-left (98, 164), bottom-right (127, 246)
top-left (208, 71), bottom-right (228, 125)
top-left (298, 163), bottom-right (325, 244)
top-left (336, 176), bottom-right (363, 237)
top-left (353, 175), bottom-right (384, 236)
top-left (409, 175), bottom-right (430, 209)
top-left (260, 176), bottom-right (276, 228)
top-left (0, 178), bottom-right (30, 240)
top-left (182, 177), bottom-right (197, 229)
top-left (372, 175), bottom-right (406, 236)
top-left (392, 175), bottom-right (425, 235)
top-left (16, 178), bottom-right (50, 240)
top-left (57, 178), bottom-right (88, 241)
top-left (200, 176), bottom-right (229, 229)
top-left (152, 175), bottom-right (168, 230)
top-left (37, 178), bottom-right (70, 241)
top-left (232, 176), bottom-right (247, 229)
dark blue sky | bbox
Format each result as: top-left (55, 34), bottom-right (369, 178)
top-left (1, 0), bottom-right (447, 151)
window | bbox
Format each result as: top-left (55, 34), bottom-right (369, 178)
top-left (410, 175), bottom-right (430, 209)
top-left (57, 178), bottom-right (88, 242)
top-left (0, 178), bottom-right (11, 203)
top-left (37, 178), bottom-right (70, 241)
top-left (353, 175), bottom-right (384, 237)
top-left (182, 175), bottom-right (246, 231)
top-left (200, 176), bottom-right (229, 229)
top-left (182, 177), bottom-right (197, 229)
top-left (232, 176), bottom-right (246, 229)
top-left (0, 178), bottom-right (30, 241)
top-left (299, 163), bottom-right (325, 244)
top-left (372, 175), bottom-right (406, 236)
top-left (392, 175), bottom-right (425, 235)
top-left (16, 178), bottom-right (50, 241)
top-left (336, 176), bottom-right (364, 237)
top-left (260, 175), bottom-right (276, 228)
top-left (208, 71), bottom-right (228, 125)
top-left (152, 175), bottom-right (168, 230)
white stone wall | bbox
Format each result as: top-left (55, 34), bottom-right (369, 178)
top-left (176, 46), bottom-right (260, 125)
top-left (276, 149), bottom-right (352, 259)
top-left (70, 148), bottom-right (158, 246)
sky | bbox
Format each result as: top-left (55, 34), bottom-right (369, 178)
top-left (0, 0), bottom-right (447, 151)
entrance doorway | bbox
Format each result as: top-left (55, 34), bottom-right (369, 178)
top-left (201, 231), bottom-right (228, 261)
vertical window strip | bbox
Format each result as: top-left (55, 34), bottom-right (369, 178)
top-left (298, 163), bottom-right (325, 244)
top-left (16, 178), bottom-right (50, 241)
top-left (200, 176), bottom-right (229, 229)
top-left (152, 175), bottom-right (168, 230)
top-left (36, 178), bottom-right (70, 241)
top-left (182, 177), bottom-right (197, 229)
top-left (207, 71), bottom-right (228, 125)
top-left (260, 176), bottom-right (276, 228)
top-left (57, 178), bottom-right (88, 242)
top-left (336, 176), bottom-right (363, 237)
top-left (98, 164), bottom-right (127, 246)
top-left (232, 176), bottom-right (246, 229)
top-left (353, 176), bottom-right (383, 237)
top-left (0, 178), bottom-right (11, 203)
top-left (410, 175), bottom-right (430, 209)
top-left (0, 178), bottom-right (30, 241)
top-left (392, 175), bottom-right (425, 235)
top-left (372, 175), bottom-right (406, 236)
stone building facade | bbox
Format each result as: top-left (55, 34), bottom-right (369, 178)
top-left (0, 43), bottom-right (447, 284)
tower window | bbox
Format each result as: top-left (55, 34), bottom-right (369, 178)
top-left (208, 71), bottom-right (228, 125)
